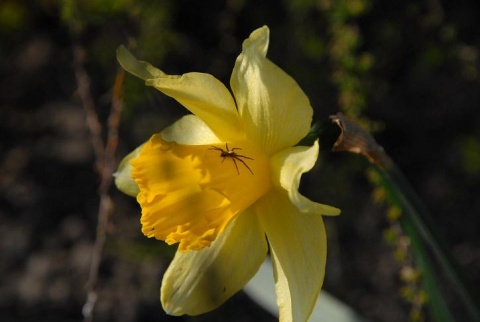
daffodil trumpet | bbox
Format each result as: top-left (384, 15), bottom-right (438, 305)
top-left (115, 26), bottom-right (340, 322)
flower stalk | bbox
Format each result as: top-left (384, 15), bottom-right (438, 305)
top-left (330, 112), bottom-right (480, 321)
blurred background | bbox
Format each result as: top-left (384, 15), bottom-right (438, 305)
top-left (1, 0), bottom-right (479, 321)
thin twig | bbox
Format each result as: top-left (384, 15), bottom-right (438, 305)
top-left (102, 68), bottom-right (124, 192)
top-left (73, 44), bottom-right (124, 322)
top-left (73, 45), bottom-right (105, 174)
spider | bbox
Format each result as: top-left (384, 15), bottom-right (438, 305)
top-left (209, 143), bottom-right (254, 175)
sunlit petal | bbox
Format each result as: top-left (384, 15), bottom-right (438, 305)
top-left (161, 208), bottom-right (268, 315)
top-left (118, 46), bottom-right (243, 141)
top-left (161, 114), bottom-right (222, 145)
top-left (230, 26), bottom-right (313, 154)
top-left (271, 141), bottom-right (341, 216)
top-left (113, 145), bottom-right (142, 197)
top-left (256, 191), bottom-right (327, 322)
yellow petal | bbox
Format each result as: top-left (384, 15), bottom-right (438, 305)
top-left (161, 208), bottom-right (268, 315)
top-left (146, 72), bottom-right (244, 141)
top-left (271, 141), bottom-right (341, 216)
top-left (117, 46), bottom-right (243, 141)
top-left (230, 26), bottom-right (313, 154)
top-left (117, 45), bottom-right (166, 80)
top-left (113, 145), bottom-right (142, 197)
top-left (256, 191), bottom-right (327, 322)
top-left (117, 46), bottom-right (244, 140)
top-left (132, 134), bottom-right (271, 251)
top-left (241, 25), bottom-right (270, 57)
top-left (161, 114), bottom-right (222, 145)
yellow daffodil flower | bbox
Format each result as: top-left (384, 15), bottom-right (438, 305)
top-left (115, 26), bottom-right (340, 322)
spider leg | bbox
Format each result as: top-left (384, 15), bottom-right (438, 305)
top-left (234, 156), bottom-right (254, 175)
top-left (235, 154), bottom-right (254, 160)
top-left (231, 158), bottom-right (240, 175)
top-left (231, 147), bottom-right (242, 151)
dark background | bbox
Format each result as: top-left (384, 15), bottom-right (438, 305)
top-left (1, 1), bottom-right (479, 321)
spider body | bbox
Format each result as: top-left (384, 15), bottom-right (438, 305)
top-left (209, 143), bottom-right (254, 175)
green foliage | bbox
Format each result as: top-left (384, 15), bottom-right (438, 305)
top-left (458, 135), bottom-right (480, 175)
top-left (319, 0), bottom-right (372, 117)
top-left (0, 1), bottom-right (26, 32)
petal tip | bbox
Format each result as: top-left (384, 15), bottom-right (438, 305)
top-left (116, 45), bottom-right (164, 80)
top-left (243, 26), bottom-right (270, 56)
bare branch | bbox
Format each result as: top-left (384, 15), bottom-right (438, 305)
top-left (73, 44), bottom-right (124, 322)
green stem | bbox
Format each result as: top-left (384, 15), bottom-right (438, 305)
top-left (401, 214), bottom-right (453, 322)
top-left (373, 166), bottom-right (453, 321)
top-left (329, 113), bottom-right (480, 320)
top-left (374, 163), bottom-right (480, 321)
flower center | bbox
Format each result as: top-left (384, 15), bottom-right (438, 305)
top-left (131, 134), bottom-right (271, 252)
